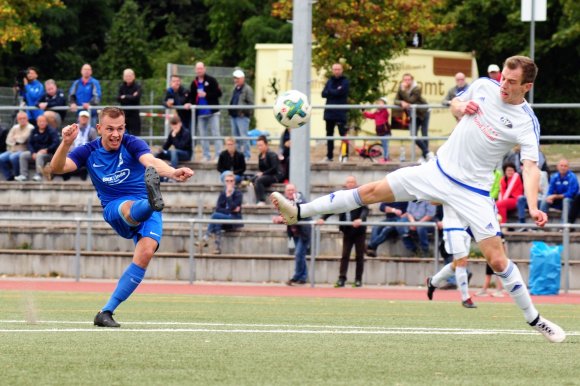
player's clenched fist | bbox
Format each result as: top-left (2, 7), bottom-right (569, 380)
top-left (463, 100), bottom-right (480, 115)
top-left (61, 123), bottom-right (79, 145)
top-left (172, 167), bottom-right (194, 182)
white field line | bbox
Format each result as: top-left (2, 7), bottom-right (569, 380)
top-left (0, 320), bottom-right (578, 336)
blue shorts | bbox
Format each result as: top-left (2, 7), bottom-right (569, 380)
top-left (103, 197), bottom-right (163, 245)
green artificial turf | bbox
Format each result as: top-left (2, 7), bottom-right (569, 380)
top-left (0, 291), bottom-right (578, 386)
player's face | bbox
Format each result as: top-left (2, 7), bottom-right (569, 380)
top-left (97, 115), bottom-right (126, 151)
top-left (499, 67), bottom-right (533, 105)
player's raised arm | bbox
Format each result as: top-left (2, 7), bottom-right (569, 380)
top-left (51, 124), bottom-right (79, 174)
top-left (139, 153), bottom-right (194, 182)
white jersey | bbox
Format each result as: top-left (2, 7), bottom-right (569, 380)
top-left (436, 78), bottom-right (540, 192)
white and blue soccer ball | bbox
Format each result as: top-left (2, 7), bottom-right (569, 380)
top-left (273, 90), bottom-right (312, 129)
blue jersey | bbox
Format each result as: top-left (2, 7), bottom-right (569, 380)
top-left (68, 135), bottom-right (151, 207)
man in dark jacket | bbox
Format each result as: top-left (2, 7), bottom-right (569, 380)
top-left (118, 68), bottom-right (142, 136)
top-left (155, 115), bottom-right (192, 172)
top-left (321, 63), bottom-right (349, 162)
top-left (164, 75), bottom-right (191, 131)
top-left (217, 137), bottom-right (246, 184)
top-left (37, 79), bottom-right (66, 126)
top-left (252, 135), bottom-right (283, 205)
top-left (318, 176), bottom-right (369, 287)
top-left (273, 183), bottom-right (311, 286)
top-left (186, 62), bottom-right (223, 161)
top-left (15, 114), bottom-right (59, 182)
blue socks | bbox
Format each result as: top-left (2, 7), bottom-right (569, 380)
top-left (102, 263), bottom-right (146, 313)
top-left (129, 199), bottom-right (154, 223)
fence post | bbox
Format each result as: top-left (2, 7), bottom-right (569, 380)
top-left (189, 220), bottom-right (196, 284)
top-left (410, 106), bottom-right (417, 162)
top-left (74, 219), bottom-right (81, 282)
top-left (86, 197), bottom-right (92, 252)
top-left (562, 224), bottom-right (570, 294)
top-left (433, 223), bottom-right (439, 273)
top-left (309, 221), bottom-right (317, 287)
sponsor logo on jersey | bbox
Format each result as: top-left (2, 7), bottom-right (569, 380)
top-left (102, 168), bottom-right (130, 185)
top-left (500, 116), bottom-right (513, 128)
top-left (92, 163), bottom-right (105, 168)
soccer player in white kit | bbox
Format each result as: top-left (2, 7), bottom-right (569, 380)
top-left (271, 56), bottom-right (565, 343)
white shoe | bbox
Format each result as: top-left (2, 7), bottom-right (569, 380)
top-left (14, 175), bottom-right (27, 181)
top-left (270, 191), bottom-right (298, 225)
top-left (426, 151), bottom-right (436, 161)
top-left (256, 201), bottom-right (267, 206)
top-left (532, 316), bottom-right (566, 343)
top-left (320, 157), bottom-right (332, 163)
top-left (32, 174), bottom-right (43, 182)
top-left (417, 156), bottom-right (426, 165)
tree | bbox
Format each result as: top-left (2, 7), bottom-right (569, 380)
top-left (97, 0), bottom-right (152, 79)
top-left (273, 0), bottom-right (451, 122)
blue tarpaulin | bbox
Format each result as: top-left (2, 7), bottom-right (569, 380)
top-left (529, 241), bottom-right (562, 295)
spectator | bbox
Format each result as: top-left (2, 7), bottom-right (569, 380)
top-left (163, 75), bottom-right (191, 131)
top-left (217, 136), bottom-right (246, 184)
top-left (362, 97), bottom-right (390, 163)
top-left (503, 144), bottom-right (549, 175)
top-left (38, 79), bottom-right (67, 127)
top-left (318, 176), bottom-right (369, 288)
top-left (442, 72), bottom-right (469, 107)
top-left (540, 158), bottom-right (579, 223)
top-left (229, 69), bottom-right (254, 161)
top-left (568, 193), bottom-right (580, 224)
top-left (365, 202), bottom-right (408, 257)
top-left (273, 183), bottom-right (311, 286)
top-left (321, 63), bottom-right (349, 162)
top-left (496, 162), bottom-right (523, 224)
top-left (196, 171), bottom-right (243, 255)
top-left (278, 127), bottom-right (290, 182)
top-left (14, 114), bottom-right (59, 181)
top-left (517, 170), bottom-right (549, 228)
top-left (59, 110), bottom-right (98, 181)
top-left (117, 68), bottom-right (142, 136)
top-left (20, 67), bottom-right (45, 126)
top-left (187, 62), bottom-right (223, 162)
top-left (401, 200), bottom-right (436, 256)
top-left (252, 135), bottom-right (283, 205)
top-left (0, 124), bottom-right (7, 153)
top-left (487, 64), bottom-right (501, 82)
top-left (69, 63), bottom-right (102, 126)
top-left (0, 111), bottom-right (34, 180)
top-left (394, 73), bottom-right (434, 163)
top-left (155, 115), bottom-right (192, 171)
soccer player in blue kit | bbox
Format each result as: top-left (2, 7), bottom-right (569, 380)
top-left (51, 107), bottom-right (194, 327)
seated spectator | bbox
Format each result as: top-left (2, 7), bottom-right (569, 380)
top-left (568, 193), bottom-right (580, 225)
top-left (60, 110), bottom-right (98, 181)
top-left (37, 79), bottom-right (67, 127)
top-left (155, 115), bottom-right (193, 172)
top-left (252, 135), bottom-right (283, 205)
top-left (401, 200), bottom-right (436, 256)
top-left (195, 171), bottom-right (243, 254)
top-left (0, 111), bottom-right (34, 180)
top-left (117, 68), bottom-right (142, 136)
top-left (14, 114), bottom-right (59, 181)
top-left (279, 128), bottom-right (290, 182)
top-left (496, 162), bottom-right (523, 224)
top-left (540, 158), bottom-right (578, 223)
top-left (0, 124), bottom-right (7, 153)
top-left (163, 75), bottom-right (191, 131)
top-left (20, 67), bottom-right (45, 127)
top-left (217, 136), bottom-right (246, 184)
top-left (366, 202), bottom-right (408, 257)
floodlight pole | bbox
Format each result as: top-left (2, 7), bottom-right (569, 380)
top-left (290, 0), bottom-right (313, 199)
top-left (529, 0), bottom-right (535, 103)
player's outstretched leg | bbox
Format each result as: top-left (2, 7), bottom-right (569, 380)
top-left (145, 166), bottom-right (164, 211)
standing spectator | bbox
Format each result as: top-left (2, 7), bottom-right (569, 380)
top-left (187, 62), bottom-right (223, 162)
top-left (321, 63), bottom-right (349, 162)
top-left (401, 200), bottom-right (436, 256)
top-left (273, 183), bottom-right (311, 286)
top-left (279, 127), bottom-right (290, 182)
top-left (118, 68), bottom-right (142, 136)
top-left (20, 67), bottom-right (45, 126)
top-left (362, 97), bottom-right (390, 163)
top-left (217, 137), bottom-right (246, 184)
top-left (540, 158), bottom-right (579, 223)
top-left (442, 72), bottom-right (469, 107)
top-left (59, 110), bottom-right (98, 181)
top-left (252, 135), bottom-right (283, 205)
top-left (196, 171), bottom-right (243, 255)
top-left (487, 64), bottom-right (501, 82)
top-left (38, 79), bottom-right (67, 127)
top-left (365, 202), bottom-right (408, 257)
top-left (229, 69), bottom-right (254, 161)
top-left (154, 115), bottom-right (192, 171)
top-left (15, 114), bottom-right (59, 181)
top-left (496, 162), bottom-right (523, 224)
top-left (318, 176), bottom-right (369, 288)
top-left (69, 63), bottom-right (102, 127)
top-left (394, 73), bottom-right (433, 163)
top-left (163, 75), bottom-right (191, 131)
top-left (0, 111), bottom-right (34, 180)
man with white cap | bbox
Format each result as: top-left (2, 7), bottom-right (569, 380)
top-left (487, 64), bottom-right (501, 82)
top-left (229, 69), bottom-right (254, 161)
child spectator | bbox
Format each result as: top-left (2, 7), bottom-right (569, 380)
top-left (363, 97), bottom-right (390, 163)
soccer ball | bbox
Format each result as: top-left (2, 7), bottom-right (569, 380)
top-left (273, 90), bottom-right (312, 129)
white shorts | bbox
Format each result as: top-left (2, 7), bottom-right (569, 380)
top-left (386, 160), bottom-right (500, 242)
top-left (442, 206), bottom-right (471, 260)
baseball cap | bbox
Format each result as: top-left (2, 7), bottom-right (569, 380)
top-left (487, 64), bottom-right (500, 73)
top-left (79, 110), bottom-right (90, 118)
top-left (233, 69), bottom-right (245, 78)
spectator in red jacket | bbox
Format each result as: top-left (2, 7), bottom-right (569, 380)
top-left (496, 162), bottom-right (523, 223)
top-left (363, 97), bottom-right (390, 163)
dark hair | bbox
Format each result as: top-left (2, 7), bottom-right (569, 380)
top-left (99, 106), bottom-right (125, 122)
top-left (502, 162), bottom-right (517, 175)
top-left (257, 135), bottom-right (268, 144)
top-left (27, 67), bottom-right (39, 75)
top-left (504, 56), bottom-right (538, 84)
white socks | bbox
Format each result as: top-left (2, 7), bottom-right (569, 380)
top-left (455, 266), bottom-right (470, 301)
top-left (299, 189), bottom-right (363, 219)
top-left (431, 263), bottom-right (454, 287)
top-left (496, 260), bottom-right (538, 323)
